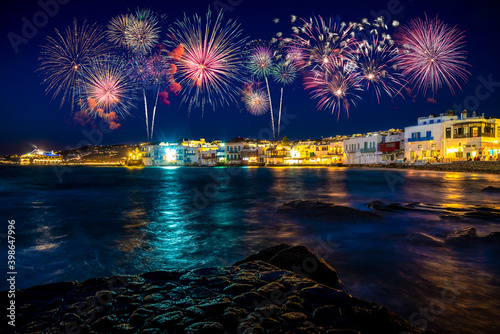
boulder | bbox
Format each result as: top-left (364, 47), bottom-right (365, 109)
top-left (481, 186), bottom-right (500, 193)
top-left (235, 244), bottom-right (341, 289)
top-left (407, 232), bottom-right (445, 246)
top-left (446, 226), bottom-right (477, 243)
top-left (278, 200), bottom-right (382, 222)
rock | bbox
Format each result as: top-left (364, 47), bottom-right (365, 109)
top-left (367, 201), bottom-right (411, 212)
top-left (223, 307), bottom-right (248, 324)
top-left (257, 281), bottom-right (286, 297)
top-left (301, 284), bottom-right (352, 304)
top-left (223, 283), bottom-right (254, 294)
top-left (483, 231), bottom-right (500, 242)
top-left (277, 200), bottom-right (383, 221)
top-left (281, 311), bottom-right (308, 323)
top-left (148, 311), bottom-right (184, 328)
top-left (446, 226), bottom-right (477, 242)
top-left (268, 245), bottom-right (341, 289)
top-left (313, 305), bottom-right (343, 325)
top-left (407, 232), bottom-right (445, 246)
top-left (92, 314), bottom-right (118, 331)
top-left (234, 244), bottom-right (292, 266)
top-left (481, 186), bottom-right (500, 193)
top-left (6, 244), bottom-right (441, 334)
top-left (185, 321), bottom-right (225, 334)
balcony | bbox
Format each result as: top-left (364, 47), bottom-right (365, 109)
top-left (408, 136), bottom-right (434, 142)
top-left (360, 148), bottom-right (376, 153)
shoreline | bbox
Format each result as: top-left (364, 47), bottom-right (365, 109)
top-left (2, 244), bottom-right (438, 334)
top-left (2, 161), bottom-right (500, 175)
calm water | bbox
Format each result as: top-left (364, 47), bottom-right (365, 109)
top-left (1, 165), bottom-right (499, 333)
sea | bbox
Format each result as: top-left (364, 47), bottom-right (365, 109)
top-left (1, 165), bottom-right (499, 333)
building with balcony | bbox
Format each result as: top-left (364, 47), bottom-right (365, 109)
top-left (404, 111), bottom-right (459, 162)
top-left (442, 111), bottom-right (500, 160)
top-left (404, 110), bottom-right (499, 162)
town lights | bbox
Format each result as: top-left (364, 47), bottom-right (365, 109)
top-left (165, 148), bottom-right (176, 163)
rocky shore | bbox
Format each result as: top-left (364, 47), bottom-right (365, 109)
top-left (3, 244), bottom-right (438, 334)
top-left (344, 161), bottom-right (500, 174)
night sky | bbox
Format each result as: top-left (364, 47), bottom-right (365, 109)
top-left (1, 0), bottom-right (499, 155)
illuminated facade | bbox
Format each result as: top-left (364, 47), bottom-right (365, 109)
top-left (20, 149), bottom-right (62, 165)
top-left (442, 111), bottom-right (499, 160)
top-left (405, 110), bottom-right (499, 162)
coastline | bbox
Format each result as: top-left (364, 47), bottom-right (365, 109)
top-left (3, 244), bottom-right (438, 334)
top-left (2, 161), bottom-right (500, 175)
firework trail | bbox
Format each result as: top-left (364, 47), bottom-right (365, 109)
top-left (146, 54), bottom-right (173, 139)
top-left (79, 55), bottom-right (137, 117)
top-left (166, 9), bottom-right (247, 115)
top-left (272, 61), bottom-right (297, 137)
top-left (38, 19), bottom-right (110, 111)
top-left (127, 55), bottom-right (151, 139)
top-left (247, 46), bottom-right (276, 139)
top-left (395, 15), bottom-right (470, 96)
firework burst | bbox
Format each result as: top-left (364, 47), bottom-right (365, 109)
top-left (125, 9), bottom-right (161, 55)
top-left (395, 15), bottom-right (470, 95)
top-left (166, 9), bottom-right (247, 113)
top-left (107, 14), bottom-right (132, 48)
top-left (243, 87), bottom-right (270, 116)
top-left (304, 65), bottom-right (362, 118)
top-left (354, 38), bottom-right (405, 103)
top-left (80, 55), bottom-right (137, 117)
top-left (290, 15), bottom-right (358, 71)
top-left (38, 19), bottom-right (110, 111)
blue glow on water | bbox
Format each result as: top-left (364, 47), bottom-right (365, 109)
top-left (0, 166), bottom-right (499, 333)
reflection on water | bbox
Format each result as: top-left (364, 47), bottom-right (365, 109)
top-left (0, 166), bottom-right (499, 333)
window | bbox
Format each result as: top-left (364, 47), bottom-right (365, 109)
top-left (410, 151), bottom-right (415, 159)
top-left (446, 128), bottom-right (451, 138)
top-left (426, 131), bottom-right (431, 138)
top-left (429, 120), bottom-right (434, 124)
top-left (238, 146), bottom-right (241, 151)
top-left (364, 142), bottom-right (367, 149)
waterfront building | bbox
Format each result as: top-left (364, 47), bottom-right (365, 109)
top-left (380, 129), bottom-right (405, 163)
top-left (141, 143), bottom-right (176, 166)
top-left (20, 149), bottom-right (62, 165)
top-left (265, 144), bottom-right (290, 165)
top-left (344, 133), bottom-right (383, 164)
top-left (442, 111), bottom-right (500, 161)
top-left (226, 137), bottom-right (244, 164)
top-left (404, 111), bottom-right (458, 162)
top-left (404, 110), bottom-right (500, 162)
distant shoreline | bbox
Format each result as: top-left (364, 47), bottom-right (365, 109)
top-left (2, 161), bottom-right (500, 175)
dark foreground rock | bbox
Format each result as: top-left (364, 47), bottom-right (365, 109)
top-left (278, 200), bottom-right (383, 222)
top-left (234, 244), bottom-right (342, 289)
top-left (481, 186), bottom-right (500, 193)
top-left (3, 245), bottom-right (438, 334)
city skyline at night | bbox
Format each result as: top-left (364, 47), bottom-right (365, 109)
top-left (1, 0), bottom-right (499, 157)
